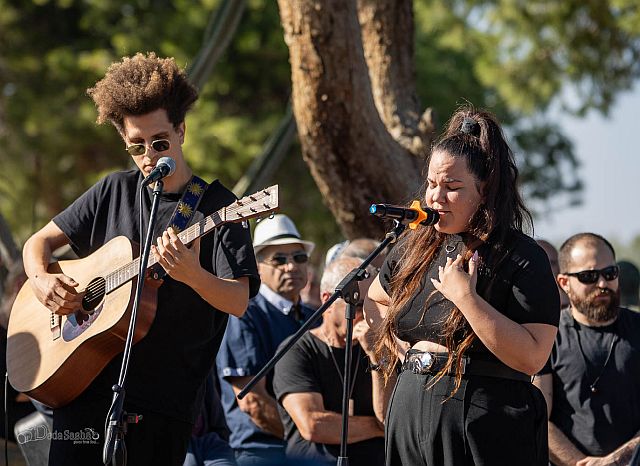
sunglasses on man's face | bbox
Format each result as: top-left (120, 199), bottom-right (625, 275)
top-left (264, 252), bottom-right (309, 267)
top-left (564, 265), bottom-right (619, 284)
top-left (126, 139), bottom-right (171, 157)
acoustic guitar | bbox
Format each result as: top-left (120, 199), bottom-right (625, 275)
top-left (6, 185), bottom-right (279, 408)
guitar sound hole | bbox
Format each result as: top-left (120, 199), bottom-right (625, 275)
top-left (82, 277), bottom-right (106, 314)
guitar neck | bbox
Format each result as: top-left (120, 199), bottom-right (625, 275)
top-left (103, 186), bottom-right (278, 294)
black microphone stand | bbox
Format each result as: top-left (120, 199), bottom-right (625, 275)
top-left (102, 180), bottom-right (164, 466)
top-left (238, 220), bottom-right (406, 465)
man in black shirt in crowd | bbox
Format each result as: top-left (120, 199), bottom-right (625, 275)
top-left (272, 256), bottom-right (386, 466)
top-left (22, 52), bottom-right (259, 465)
top-left (535, 233), bottom-right (640, 466)
top-left (618, 260), bottom-right (639, 311)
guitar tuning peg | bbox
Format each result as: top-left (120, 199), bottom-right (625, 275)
top-left (236, 200), bottom-right (244, 206)
top-left (250, 195), bottom-right (257, 201)
top-left (263, 203), bottom-right (270, 209)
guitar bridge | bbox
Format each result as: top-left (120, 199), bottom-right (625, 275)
top-left (50, 312), bottom-right (61, 340)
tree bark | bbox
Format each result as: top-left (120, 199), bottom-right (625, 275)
top-left (357, 0), bottom-right (435, 155)
top-left (278, 0), bottom-right (431, 238)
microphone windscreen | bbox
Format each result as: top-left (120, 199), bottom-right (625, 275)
top-left (157, 156), bottom-right (176, 176)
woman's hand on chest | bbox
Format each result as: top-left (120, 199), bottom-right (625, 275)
top-left (430, 251), bottom-right (479, 307)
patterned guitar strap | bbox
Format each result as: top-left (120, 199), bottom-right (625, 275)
top-left (150, 175), bottom-right (209, 280)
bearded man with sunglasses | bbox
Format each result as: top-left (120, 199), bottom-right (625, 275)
top-left (534, 233), bottom-right (640, 466)
top-left (22, 53), bottom-right (260, 465)
top-left (217, 214), bottom-right (318, 465)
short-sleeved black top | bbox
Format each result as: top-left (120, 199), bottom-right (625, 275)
top-left (272, 332), bottom-right (385, 466)
top-left (53, 169), bottom-right (260, 423)
top-left (539, 308), bottom-right (640, 457)
top-left (379, 230), bottom-right (560, 357)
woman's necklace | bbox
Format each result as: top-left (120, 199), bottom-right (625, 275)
top-left (572, 317), bottom-right (618, 394)
top-left (321, 327), bottom-right (361, 415)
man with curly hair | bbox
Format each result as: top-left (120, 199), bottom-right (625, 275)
top-left (22, 52), bottom-right (260, 465)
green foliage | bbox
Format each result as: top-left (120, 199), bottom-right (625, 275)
top-left (0, 0), bottom-right (290, 242)
top-left (433, 0), bottom-right (640, 116)
top-left (1, 0), bottom-right (638, 255)
top-left (412, 0), bottom-right (640, 216)
top-left (612, 233), bottom-right (640, 268)
top-left (512, 122), bottom-right (582, 210)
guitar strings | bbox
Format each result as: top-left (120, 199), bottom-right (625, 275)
top-left (99, 190), bottom-right (273, 293)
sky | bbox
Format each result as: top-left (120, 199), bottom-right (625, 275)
top-left (532, 85), bottom-right (640, 246)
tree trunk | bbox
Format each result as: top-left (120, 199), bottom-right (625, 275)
top-left (278, 0), bottom-right (433, 239)
top-left (357, 0), bottom-right (435, 155)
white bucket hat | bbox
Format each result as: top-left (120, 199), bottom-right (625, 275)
top-left (253, 214), bottom-right (315, 255)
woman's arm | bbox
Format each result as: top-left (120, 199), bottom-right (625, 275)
top-left (363, 276), bottom-right (403, 423)
top-left (353, 318), bottom-right (397, 423)
top-left (363, 274), bottom-right (389, 331)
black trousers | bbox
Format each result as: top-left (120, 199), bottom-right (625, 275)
top-left (48, 388), bottom-right (193, 466)
top-left (385, 370), bottom-right (548, 466)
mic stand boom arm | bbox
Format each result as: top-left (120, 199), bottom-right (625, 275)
top-left (238, 221), bottom-right (406, 466)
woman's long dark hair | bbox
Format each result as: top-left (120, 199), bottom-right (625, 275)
top-left (374, 105), bottom-right (533, 394)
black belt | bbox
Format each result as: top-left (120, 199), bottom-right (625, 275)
top-left (401, 350), bottom-right (531, 383)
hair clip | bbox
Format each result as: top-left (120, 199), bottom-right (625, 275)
top-left (460, 117), bottom-right (480, 137)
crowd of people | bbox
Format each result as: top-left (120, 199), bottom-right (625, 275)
top-left (1, 52), bottom-right (640, 466)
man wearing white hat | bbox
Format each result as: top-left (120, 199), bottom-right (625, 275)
top-left (217, 214), bottom-right (317, 465)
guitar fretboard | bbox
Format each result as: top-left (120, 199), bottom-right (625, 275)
top-left (102, 187), bottom-right (277, 294)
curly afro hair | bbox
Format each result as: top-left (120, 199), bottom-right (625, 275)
top-left (87, 52), bottom-right (198, 135)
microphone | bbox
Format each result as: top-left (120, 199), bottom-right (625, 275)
top-left (369, 200), bottom-right (439, 229)
top-left (141, 157), bottom-right (176, 187)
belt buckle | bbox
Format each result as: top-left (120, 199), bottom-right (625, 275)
top-left (412, 352), bottom-right (434, 374)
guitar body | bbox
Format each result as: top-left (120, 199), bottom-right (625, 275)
top-left (6, 184), bottom-right (279, 409)
top-left (6, 236), bottom-right (158, 408)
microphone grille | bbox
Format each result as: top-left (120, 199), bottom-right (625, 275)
top-left (423, 209), bottom-right (439, 226)
top-left (157, 156), bottom-right (176, 176)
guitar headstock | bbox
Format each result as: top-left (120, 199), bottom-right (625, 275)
top-left (223, 185), bottom-right (279, 222)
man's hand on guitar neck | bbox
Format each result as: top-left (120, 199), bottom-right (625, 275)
top-left (152, 227), bottom-right (201, 285)
top-left (30, 272), bottom-right (84, 316)
top-left (152, 226), bottom-right (250, 317)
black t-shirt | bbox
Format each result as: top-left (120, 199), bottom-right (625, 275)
top-left (540, 308), bottom-right (640, 456)
top-left (272, 332), bottom-right (385, 466)
top-left (53, 169), bottom-right (260, 423)
top-left (379, 230), bottom-right (560, 356)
